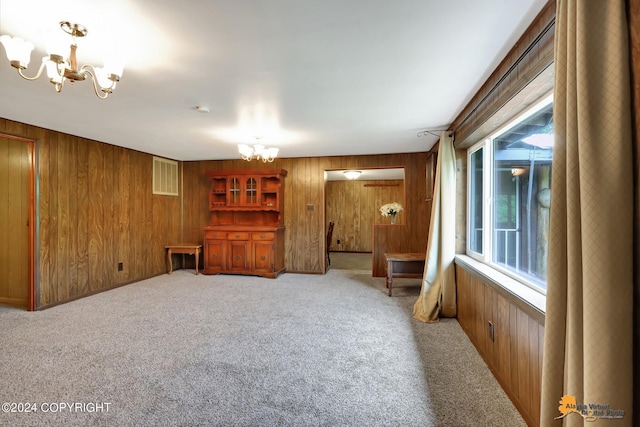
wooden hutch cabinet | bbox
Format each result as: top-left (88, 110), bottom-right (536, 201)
top-left (203, 169), bottom-right (286, 278)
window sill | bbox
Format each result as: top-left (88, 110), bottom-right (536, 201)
top-left (454, 254), bottom-right (546, 324)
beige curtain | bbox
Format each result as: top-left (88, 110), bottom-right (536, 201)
top-left (413, 132), bottom-right (456, 322)
top-left (631, 0), bottom-right (640, 419)
top-left (540, 1), bottom-right (634, 425)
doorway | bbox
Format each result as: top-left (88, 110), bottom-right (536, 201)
top-left (0, 133), bottom-right (36, 310)
top-left (324, 167), bottom-right (405, 272)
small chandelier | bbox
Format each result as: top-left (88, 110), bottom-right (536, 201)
top-left (0, 21), bottom-right (123, 99)
top-left (238, 138), bottom-right (279, 163)
top-left (343, 170), bottom-right (362, 180)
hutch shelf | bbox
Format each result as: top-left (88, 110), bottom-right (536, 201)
top-left (203, 169), bottom-right (287, 278)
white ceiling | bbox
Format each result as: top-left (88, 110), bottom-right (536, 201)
top-left (0, 0), bottom-right (548, 161)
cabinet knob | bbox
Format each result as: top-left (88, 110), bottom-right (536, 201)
top-left (213, 254), bottom-right (217, 259)
top-left (260, 234), bottom-right (266, 238)
top-left (261, 255), bottom-right (266, 261)
top-left (235, 234), bottom-right (240, 238)
top-left (236, 255), bottom-right (242, 260)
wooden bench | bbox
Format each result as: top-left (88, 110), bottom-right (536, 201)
top-left (166, 244), bottom-right (202, 275)
top-left (384, 253), bottom-right (425, 296)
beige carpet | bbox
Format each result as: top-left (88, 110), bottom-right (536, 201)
top-left (328, 252), bottom-right (372, 271)
top-left (0, 269), bottom-right (525, 426)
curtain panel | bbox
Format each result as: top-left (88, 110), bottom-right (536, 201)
top-left (629, 0), bottom-right (640, 421)
top-left (413, 132), bottom-right (456, 323)
top-left (540, 0), bottom-right (634, 425)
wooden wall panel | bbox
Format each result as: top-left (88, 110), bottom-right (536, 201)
top-left (0, 118), bottom-right (181, 308)
top-left (88, 141), bottom-right (105, 295)
top-left (103, 145), bottom-right (116, 288)
top-left (57, 134), bottom-right (71, 300)
top-left (115, 147), bottom-right (131, 281)
top-left (47, 132), bottom-right (59, 303)
top-left (35, 126), bottom-right (50, 305)
top-left (326, 179), bottom-right (404, 252)
top-left (68, 136), bottom-right (79, 298)
top-left (76, 138), bottom-right (89, 296)
top-left (182, 152), bottom-right (430, 275)
top-left (456, 263), bottom-right (544, 427)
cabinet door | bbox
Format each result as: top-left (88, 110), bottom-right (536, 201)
top-left (244, 177), bottom-right (259, 206)
top-left (229, 241), bottom-right (249, 271)
top-left (228, 177), bottom-right (241, 206)
top-left (253, 242), bottom-right (273, 272)
top-left (205, 240), bottom-right (226, 270)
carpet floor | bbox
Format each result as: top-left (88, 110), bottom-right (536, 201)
top-left (328, 252), bottom-right (372, 271)
top-left (0, 269), bottom-right (525, 427)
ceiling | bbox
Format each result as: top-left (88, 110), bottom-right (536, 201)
top-left (0, 0), bottom-right (547, 162)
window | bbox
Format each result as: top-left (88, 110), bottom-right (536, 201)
top-left (467, 95), bottom-right (553, 292)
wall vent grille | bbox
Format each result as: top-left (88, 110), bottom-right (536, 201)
top-left (153, 156), bottom-right (178, 196)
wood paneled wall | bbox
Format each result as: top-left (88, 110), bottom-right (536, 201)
top-left (456, 263), bottom-right (544, 427)
top-left (326, 179), bottom-right (404, 252)
top-left (0, 117), bottom-right (430, 302)
top-left (0, 118), bottom-right (181, 309)
top-left (182, 153), bottom-right (430, 274)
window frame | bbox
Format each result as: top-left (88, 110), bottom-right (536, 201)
top-left (466, 93), bottom-right (553, 296)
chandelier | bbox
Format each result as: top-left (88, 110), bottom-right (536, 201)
top-left (0, 21), bottom-right (123, 99)
top-left (238, 138), bottom-right (279, 163)
top-left (343, 170), bottom-right (362, 180)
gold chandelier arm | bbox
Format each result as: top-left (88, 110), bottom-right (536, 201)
top-left (16, 61), bottom-right (47, 81)
top-left (80, 65), bottom-right (112, 99)
top-left (53, 79), bottom-right (64, 93)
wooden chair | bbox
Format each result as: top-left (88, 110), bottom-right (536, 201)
top-left (326, 221), bottom-right (335, 267)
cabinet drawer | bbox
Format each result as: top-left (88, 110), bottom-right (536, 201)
top-left (252, 232), bottom-right (275, 241)
top-left (227, 232), bottom-right (250, 240)
top-left (205, 231), bottom-right (224, 239)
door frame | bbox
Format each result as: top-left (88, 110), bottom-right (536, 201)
top-left (1, 132), bottom-right (36, 311)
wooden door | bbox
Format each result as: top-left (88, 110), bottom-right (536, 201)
top-left (229, 241), bottom-right (249, 271)
top-left (0, 135), bottom-right (33, 309)
top-left (205, 240), bottom-right (226, 271)
top-left (253, 242), bottom-right (273, 272)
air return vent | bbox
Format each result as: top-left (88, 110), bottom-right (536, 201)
top-left (153, 156), bottom-right (178, 196)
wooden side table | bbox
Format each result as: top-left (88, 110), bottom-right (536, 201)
top-left (166, 244), bottom-right (202, 275)
top-left (384, 253), bottom-right (425, 296)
